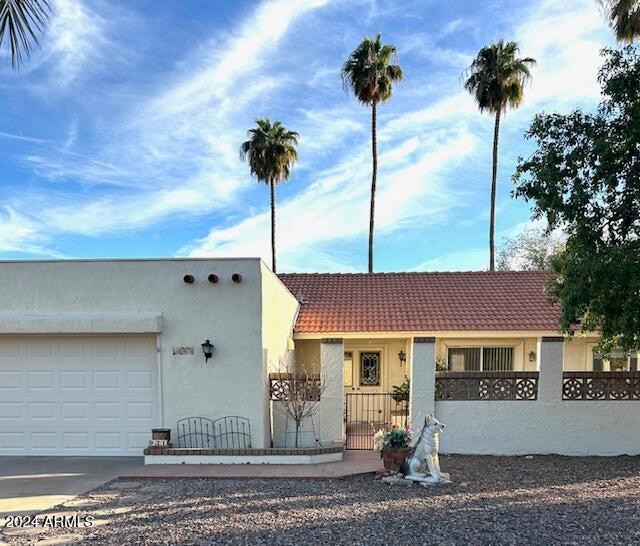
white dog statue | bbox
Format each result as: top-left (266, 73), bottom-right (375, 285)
top-left (404, 414), bottom-right (451, 484)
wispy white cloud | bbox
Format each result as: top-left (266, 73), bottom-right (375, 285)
top-left (48, 0), bottom-right (111, 86)
top-left (183, 126), bottom-right (477, 270)
top-left (413, 249), bottom-right (488, 272)
top-left (514, 0), bottom-right (610, 110)
top-left (0, 0), bottom-right (617, 272)
top-left (0, 206), bottom-right (65, 257)
top-left (4, 0), bottom-right (332, 239)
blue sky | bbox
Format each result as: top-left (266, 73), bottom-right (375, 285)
top-left (0, 0), bottom-right (614, 272)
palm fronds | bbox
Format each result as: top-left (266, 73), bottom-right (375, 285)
top-left (0, 0), bottom-right (51, 69)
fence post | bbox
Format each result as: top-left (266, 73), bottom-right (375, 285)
top-left (410, 337), bottom-right (436, 432)
top-left (319, 338), bottom-right (344, 447)
top-left (539, 337), bottom-right (564, 402)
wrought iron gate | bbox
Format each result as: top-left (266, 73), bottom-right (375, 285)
top-left (344, 393), bottom-right (409, 450)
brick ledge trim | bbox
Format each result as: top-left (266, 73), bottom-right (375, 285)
top-left (144, 446), bottom-right (345, 456)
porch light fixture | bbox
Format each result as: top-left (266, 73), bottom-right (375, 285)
top-left (528, 351), bottom-right (536, 362)
top-left (201, 339), bottom-right (214, 363)
top-left (398, 349), bottom-right (406, 365)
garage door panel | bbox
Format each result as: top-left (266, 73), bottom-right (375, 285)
top-left (0, 371), bottom-right (21, 389)
top-left (27, 371), bottom-right (55, 389)
top-left (62, 402), bottom-right (88, 419)
top-left (60, 370), bottom-right (87, 389)
top-left (95, 432), bottom-right (121, 450)
top-left (31, 432), bottom-right (57, 450)
top-left (0, 335), bottom-right (157, 456)
top-left (29, 402), bottom-right (56, 419)
top-left (94, 370), bottom-right (120, 389)
top-left (126, 370), bottom-right (153, 389)
top-left (0, 402), bottom-right (22, 419)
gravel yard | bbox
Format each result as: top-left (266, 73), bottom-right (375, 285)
top-left (3, 455), bottom-right (640, 546)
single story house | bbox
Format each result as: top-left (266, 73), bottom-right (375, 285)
top-left (0, 258), bottom-right (638, 459)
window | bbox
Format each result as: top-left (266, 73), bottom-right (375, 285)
top-left (343, 352), bottom-right (353, 387)
top-left (447, 347), bottom-right (514, 371)
top-left (592, 348), bottom-right (631, 371)
top-left (360, 352), bottom-right (380, 386)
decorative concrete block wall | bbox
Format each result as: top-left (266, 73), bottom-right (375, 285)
top-left (435, 337), bottom-right (640, 456)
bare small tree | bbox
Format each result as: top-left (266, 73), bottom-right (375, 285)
top-left (269, 366), bottom-right (326, 448)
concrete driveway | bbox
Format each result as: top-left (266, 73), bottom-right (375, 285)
top-left (0, 456), bottom-right (143, 525)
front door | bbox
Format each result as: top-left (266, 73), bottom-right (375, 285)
top-left (344, 350), bottom-right (383, 393)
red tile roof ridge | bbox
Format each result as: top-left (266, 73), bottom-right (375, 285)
top-left (278, 270), bottom-right (548, 276)
top-left (277, 270), bottom-right (558, 333)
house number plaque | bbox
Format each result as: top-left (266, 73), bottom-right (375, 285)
top-left (148, 439), bottom-right (169, 446)
top-left (173, 347), bottom-right (194, 355)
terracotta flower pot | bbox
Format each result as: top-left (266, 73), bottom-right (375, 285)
top-left (382, 446), bottom-right (412, 471)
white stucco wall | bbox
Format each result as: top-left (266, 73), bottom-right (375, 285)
top-left (0, 258), bottom-right (295, 449)
top-left (261, 263), bottom-right (298, 374)
top-left (437, 339), bottom-right (640, 456)
top-left (437, 400), bottom-right (640, 456)
top-left (271, 401), bottom-right (320, 448)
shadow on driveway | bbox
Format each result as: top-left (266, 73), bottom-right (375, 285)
top-left (0, 456), bottom-right (142, 523)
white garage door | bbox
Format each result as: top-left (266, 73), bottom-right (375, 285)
top-left (0, 335), bottom-right (158, 456)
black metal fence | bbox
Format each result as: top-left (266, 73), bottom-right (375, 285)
top-left (344, 393), bottom-right (409, 450)
top-left (175, 416), bottom-right (252, 448)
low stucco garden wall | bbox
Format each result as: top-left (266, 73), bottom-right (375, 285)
top-left (436, 400), bottom-right (640, 456)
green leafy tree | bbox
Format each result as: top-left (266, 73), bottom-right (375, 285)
top-left (513, 47), bottom-right (640, 353)
top-left (240, 118), bottom-right (299, 273)
top-left (464, 40), bottom-right (536, 271)
top-left (0, 0), bottom-right (51, 69)
top-left (497, 227), bottom-right (565, 271)
top-left (600, 0), bottom-right (640, 42)
top-left (341, 34), bottom-right (403, 273)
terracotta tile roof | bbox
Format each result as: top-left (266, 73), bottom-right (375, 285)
top-left (278, 271), bottom-right (560, 334)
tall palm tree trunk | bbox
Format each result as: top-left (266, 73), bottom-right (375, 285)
top-left (368, 101), bottom-right (378, 273)
top-left (489, 109), bottom-right (501, 271)
top-left (270, 180), bottom-right (277, 273)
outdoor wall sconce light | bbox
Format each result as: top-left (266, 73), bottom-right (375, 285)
top-left (201, 339), bottom-right (214, 363)
top-left (208, 274), bottom-right (219, 283)
top-left (183, 274), bottom-right (195, 284)
top-left (232, 273), bottom-right (242, 283)
top-left (398, 349), bottom-right (406, 365)
top-left (528, 351), bottom-right (536, 362)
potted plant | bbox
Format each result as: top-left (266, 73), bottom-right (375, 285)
top-left (373, 425), bottom-right (412, 471)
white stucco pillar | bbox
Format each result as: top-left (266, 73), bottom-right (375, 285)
top-left (409, 337), bottom-right (436, 431)
top-left (319, 338), bottom-right (344, 447)
top-left (539, 336), bottom-right (565, 403)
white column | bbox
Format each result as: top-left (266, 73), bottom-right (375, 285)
top-left (410, 337), bottom-right (436, 430)
top-left (539, 336), bottom-right (564, 403)
top-left (319, 338), bottom-right (344, 447)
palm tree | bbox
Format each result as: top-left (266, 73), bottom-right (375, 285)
top-left (240, 118), bottom-right (298, 274)
top-left (600, 0), bottom-right (640, 42)
top-left (341, 34), bottom-right (403, 273)
top-left (0, 0), bottom-right (51, 69)
top-left (464, 40), bottom-right (535, 271)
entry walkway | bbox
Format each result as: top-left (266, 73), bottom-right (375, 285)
top-left (122, 451), bottom-right (382, 480)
